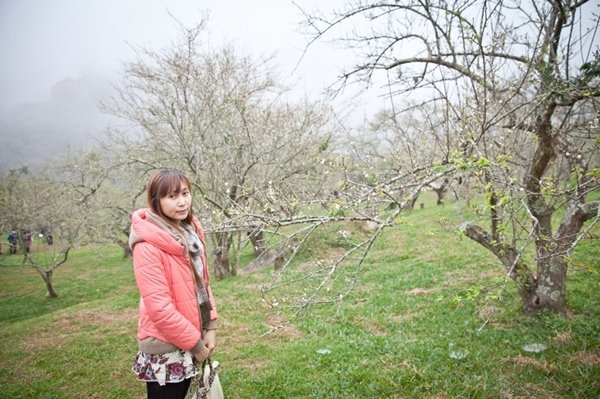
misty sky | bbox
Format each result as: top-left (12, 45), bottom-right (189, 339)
top-left (0, 0), bottom-right (359, 110)
top-left (0, 0), bottom-right (384, 168)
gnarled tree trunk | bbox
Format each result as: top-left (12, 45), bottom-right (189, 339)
top-left (212, 231), bottom-right (233, 278)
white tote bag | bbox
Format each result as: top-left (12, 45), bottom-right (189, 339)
top-left (190, 359), bottom-right (224, 399)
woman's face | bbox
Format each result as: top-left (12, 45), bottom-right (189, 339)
top-left (159, 181), bottom-right (192, 224)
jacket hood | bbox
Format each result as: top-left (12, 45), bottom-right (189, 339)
top-left (129, 208), bottom-right (187, 257)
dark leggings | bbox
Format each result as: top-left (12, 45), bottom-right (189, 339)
top-left (146, 378), bottom-right (192, 399)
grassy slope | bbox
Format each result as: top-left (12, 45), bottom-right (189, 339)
top-left (0, 195), bottom-right (598, 398)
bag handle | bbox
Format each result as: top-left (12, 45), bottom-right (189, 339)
top-left (198, 358), bottom-right (218, 389)
top-left (190, 358), bottom-right (222, 399)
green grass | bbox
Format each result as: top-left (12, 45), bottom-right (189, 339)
top-left (0, 195), bottom-right (598, 398)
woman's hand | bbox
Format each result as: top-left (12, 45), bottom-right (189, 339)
top-left (204, 329), bottom-right (217, 357)
top-left (193, 330), bottom-right (217, 362)
top-left (193, 342), bottom-right (211, 362)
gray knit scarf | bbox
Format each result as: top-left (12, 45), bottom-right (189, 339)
top-left (182, 222), bottom-right (213, 329)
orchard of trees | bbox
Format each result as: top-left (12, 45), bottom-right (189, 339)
top-left (1, 0), bottom-right (598, 315)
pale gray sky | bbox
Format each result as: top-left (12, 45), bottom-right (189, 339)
top-left (0, 0), bottom-right (386, 168)
top-left (0, 0), bottom-right (361, 110)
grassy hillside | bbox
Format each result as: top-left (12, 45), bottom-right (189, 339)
top-left (0, 195), bottom-right (598, 398)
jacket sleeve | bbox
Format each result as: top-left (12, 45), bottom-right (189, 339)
top-left (133, 242), bottom-right (201, 351)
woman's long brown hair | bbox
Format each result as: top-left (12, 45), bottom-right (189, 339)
top-left (146, 169), bottom-right (194, 225)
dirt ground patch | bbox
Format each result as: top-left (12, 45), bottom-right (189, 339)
top-left (569, 349), bottom-right (600, 366)
top-left (408, 287), bottom-right (433, 296)
top-left (511, 355), bottom-right (557, 373)
top-left (442, 267), bottom-right (504, 287)
top-left (551, 331), bottom-right (572, 346)
top-left (264, 312), bottom-right (304, 339)
top-left (22, 306), bottom-right (137, 354)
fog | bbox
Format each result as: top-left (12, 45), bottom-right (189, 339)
top-left (0, 0), bottom-right (379, 170)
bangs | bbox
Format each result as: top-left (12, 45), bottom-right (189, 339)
top-left (156, 173), bottom-right (189, 198)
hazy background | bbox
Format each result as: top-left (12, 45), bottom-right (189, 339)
top-left (0, 0), bottom-right (378, 170)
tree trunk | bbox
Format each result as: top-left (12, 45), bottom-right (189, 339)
top-left (432, 179), bottom-right (449, 205)
top-left (42, 271), bottom-right (59, 298)
top-left (248, 227), bottom-right (267, 257)
top-left (524, 199), bottom-right (600, 313)
top-left (117, 239), bottom-right (133, 259)
top-left (465, 197), bottom-right (599, 314)
top-left (406, 188), bottom-right (422, 210)
top-left (212, 231), bottom-right (232, 278)
top-left (434, 188), bottom-right (445, 205)
top-left (212, 253), bottom-right (230, 279)
top-left (123, 246), bottom-right (133, 259)
top-left (526, 256), bottom-right (567, 312)
top-left (463, 223), bottom-right (539, 312)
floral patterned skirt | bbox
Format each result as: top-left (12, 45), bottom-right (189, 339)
top-left (132, 349), bottom-right (199, 386)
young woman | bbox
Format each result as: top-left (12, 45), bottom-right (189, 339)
top-left (129, 169), bottom-right (218, 399)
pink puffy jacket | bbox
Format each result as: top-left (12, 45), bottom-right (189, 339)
top-left (129, 208), bottom-right (218, 353)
